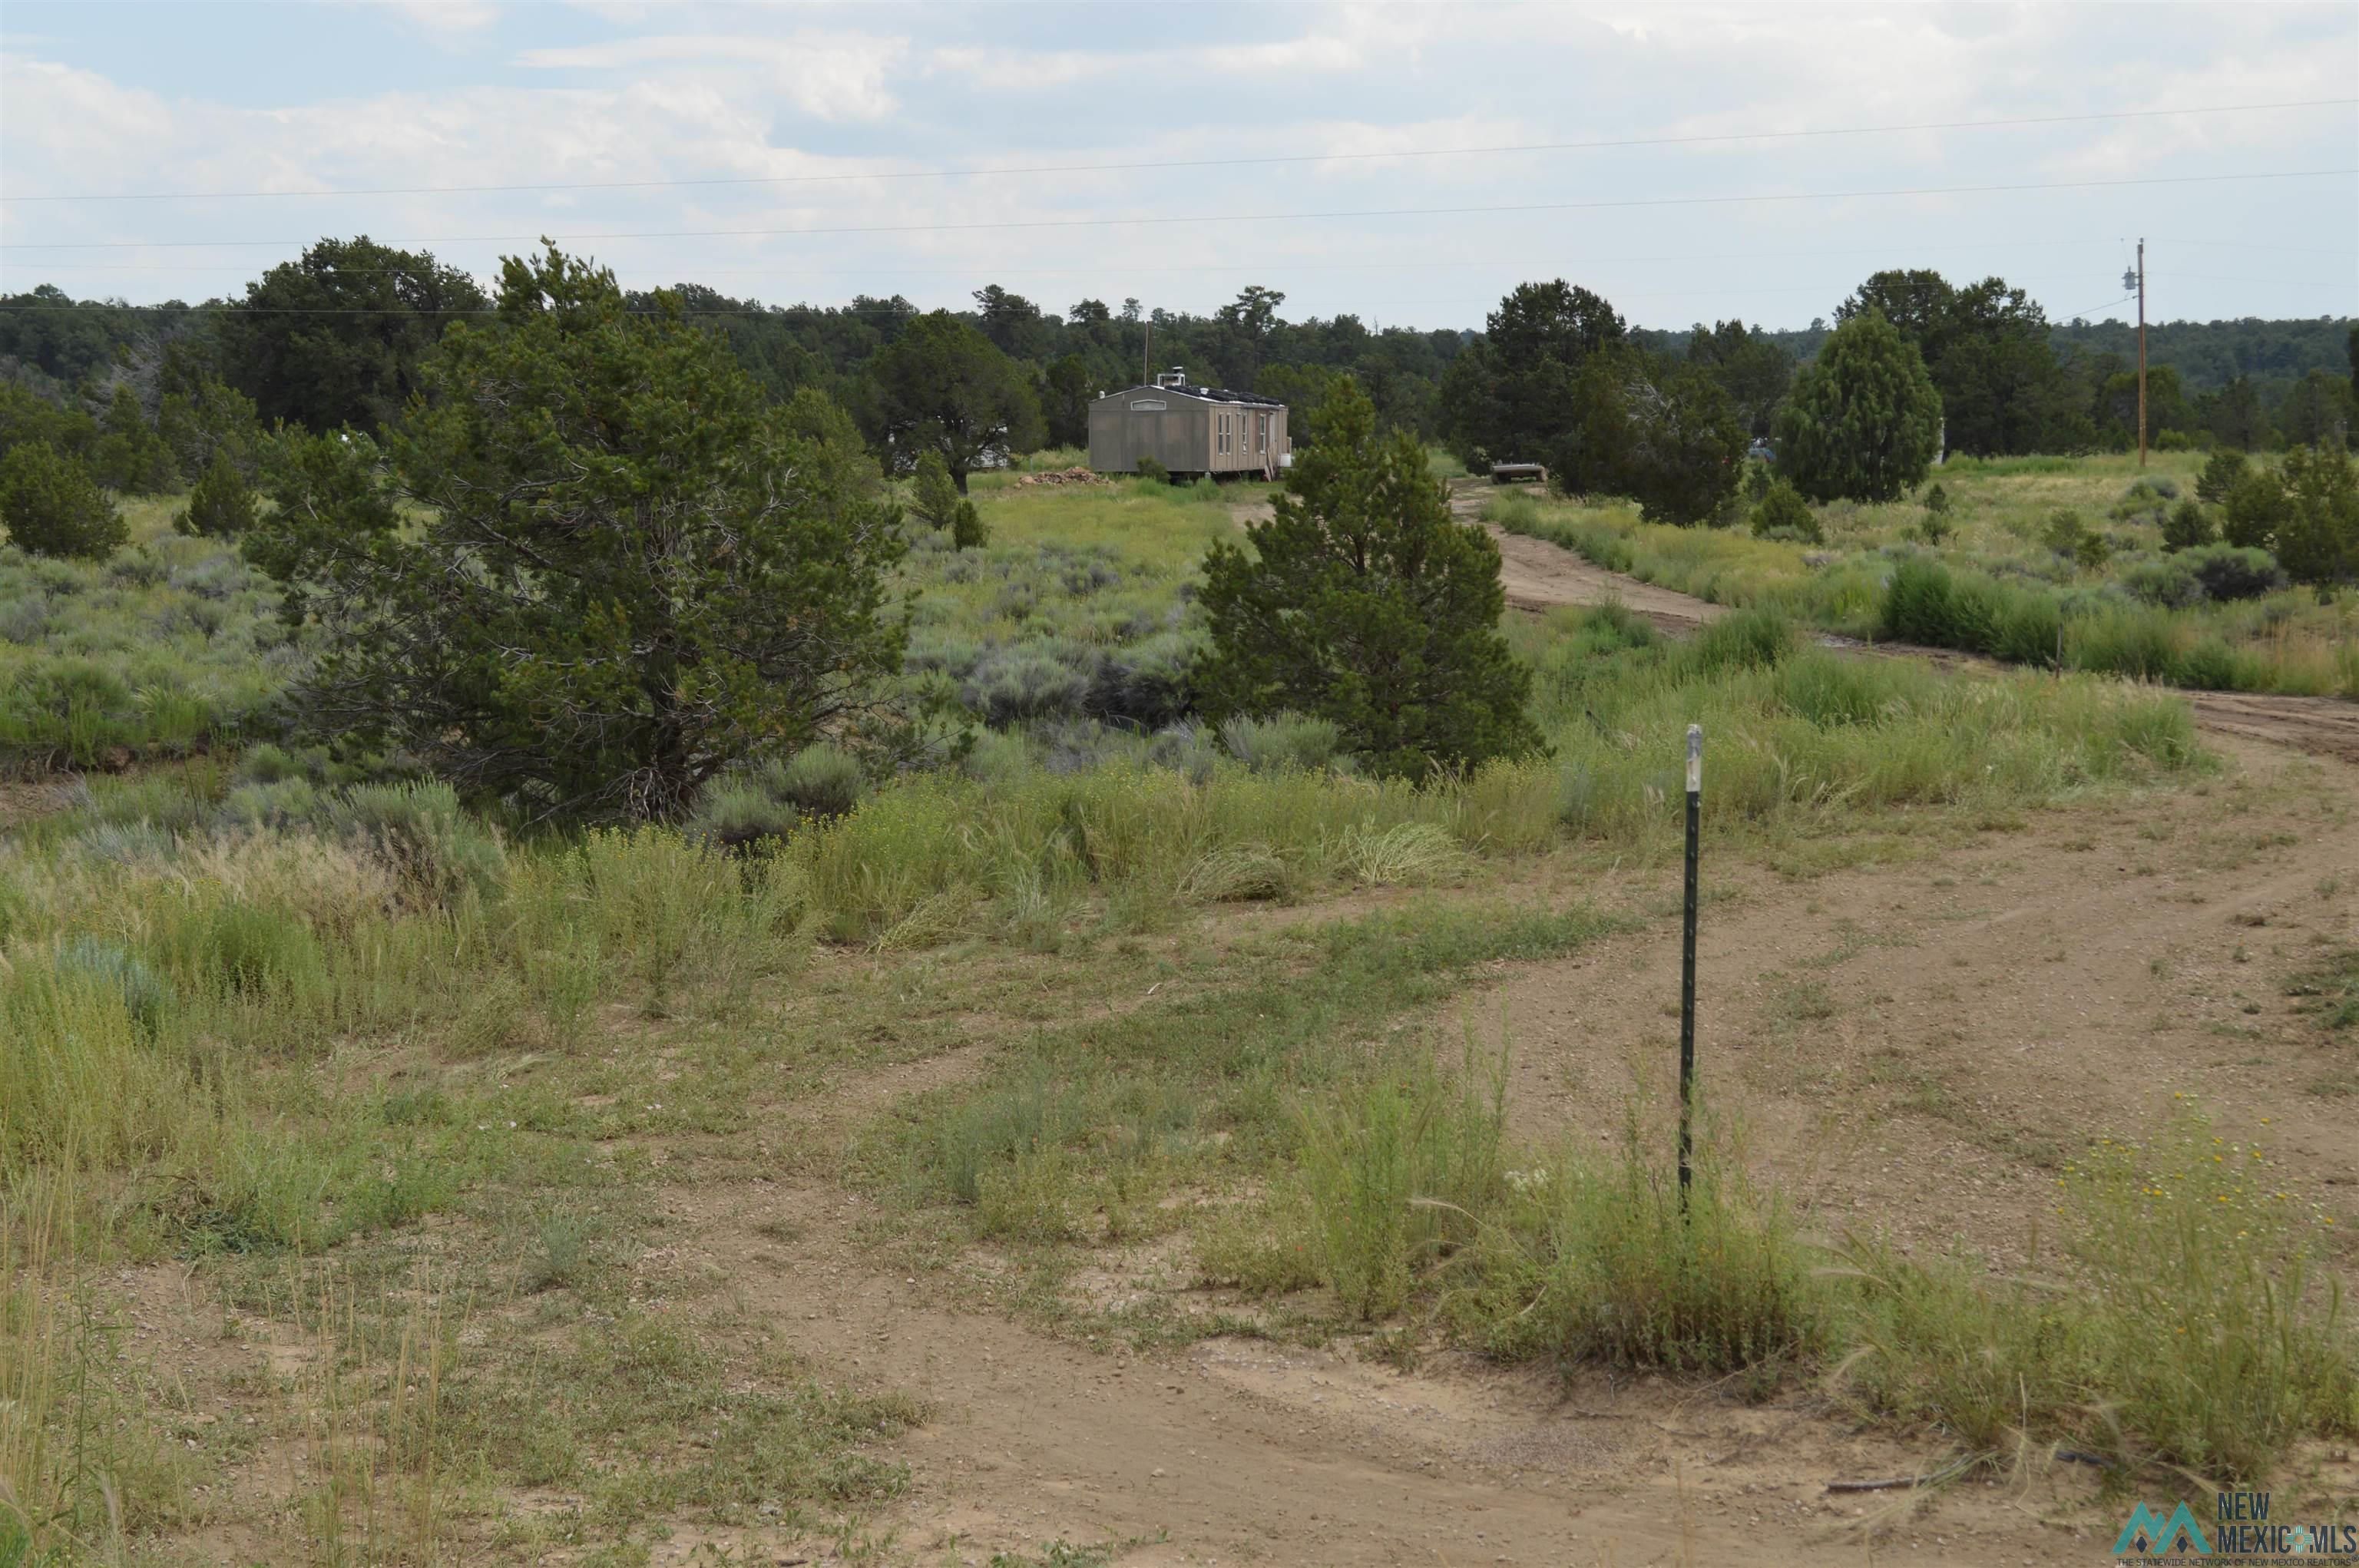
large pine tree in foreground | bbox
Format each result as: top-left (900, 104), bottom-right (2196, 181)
top-left (1196, 379), bottom-right (1541, 781)
top-left (247, 247), bottom-right (910, 822)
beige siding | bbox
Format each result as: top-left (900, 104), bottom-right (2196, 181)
top-left (1089, 392), bottom-right (1211, 474)
top-left (1087, 387), bottom-right (1286, 476)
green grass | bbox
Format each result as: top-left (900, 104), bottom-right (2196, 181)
top-left (0, 497), bottom-right (293, 770)
top-left (897, 471), bottom-right (1247, 739)
top-left (1516, 604), bottom-right (2205, 855)
top-left (1449, 1127), bottom-right (1816, 1379)
top-left (885, 901), bottom-right (1625, 1263)
top-left (0, 597), bottom-right (2207, 1213)
top-left (441, 1306), bottom-right (922, 1527)
top-left (1824, 1107), bottom-right (2357, 1480)
top-left (1280, 1061), bottom-right (2357, 1483)
top-left (1485, 459), bottom-right (2359, 699)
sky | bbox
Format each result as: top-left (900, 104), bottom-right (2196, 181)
top-left (2, 1), bottom-right (2354, 333)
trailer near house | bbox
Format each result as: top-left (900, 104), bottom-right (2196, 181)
top-left (1087, 367), bottom-right (1289, 479)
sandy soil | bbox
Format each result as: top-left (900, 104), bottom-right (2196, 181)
top-left (654, 1176), bottom-right (2119, 1566)
top-left (1484, 734), bottom-right (2359, 1255)
top-left (624, 731), bottom-right (2350, 1566)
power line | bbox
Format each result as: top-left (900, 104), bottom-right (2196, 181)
top-left (7, 167), bottom-right (2353, 252)
top-left (6, 98), bottom-right (2349, 206)
top-left (13, 236), bottom-right (2354, 280)
top-left (2054, 292), bottom-right (2138, 322)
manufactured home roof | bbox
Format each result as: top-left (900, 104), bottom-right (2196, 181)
top-left (1094, 382), bottom-right (1285, 409)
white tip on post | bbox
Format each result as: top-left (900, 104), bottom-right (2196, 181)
top-left (1686, 724), bottom-right (1702, 795)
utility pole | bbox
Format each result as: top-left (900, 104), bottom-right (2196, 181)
top-left (2136, 238), bottom-right (2148, 469)
top-left (1143, 321), bottom-right (1151, 388)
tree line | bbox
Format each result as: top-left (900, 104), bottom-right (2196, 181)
top-left (3, 235), bottom-right (2351, 488)
top-left (2, 236), bottom-right (2352, 568)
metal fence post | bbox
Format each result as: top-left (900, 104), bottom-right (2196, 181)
top-left (1679, 724), bottom-right (1701, 1209)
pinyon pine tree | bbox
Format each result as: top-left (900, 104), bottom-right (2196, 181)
top-left (1195, 379), bottom-right (1540, 780)
top-left (246, 246), bottom-right (911, 821)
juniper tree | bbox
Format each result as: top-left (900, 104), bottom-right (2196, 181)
top-left (1196, 379), bottom-right (1540, 781)
top-left (2162, 497), bottom-right (2216, 552)
top-left (175, 446), bottom-right (256, 538)
top-left (246, 246), bottom-right (911, 822)
top-left (908, 450), bottom-right (961, 531)
top-left (862, 310), bottom-right (1042, 492)
top-left (2275, 445), bottom-right (2357, 588)
top-left (1774, 310), bottom-right (1943, 503)
top-left (1749, 479), bottom-right (1821, 542)
top-left (217, 235), bottom-right (488, 432)
top-left (0, 440), bottom-right (125, 558)
top-left (2195, 448), bottom-right (2248, 508)
top-left (88, 384), bottom-right (175, 494)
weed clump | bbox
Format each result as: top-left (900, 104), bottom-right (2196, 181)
top-left (1454, 1133), bottom-right (1815, 1374)
top-left (1299, 1048), bottom-right (1506, 1320)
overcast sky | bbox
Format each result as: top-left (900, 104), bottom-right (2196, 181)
top-left (3, 2), bottom-right (2354, 332)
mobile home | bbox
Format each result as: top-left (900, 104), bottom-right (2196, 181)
top-left (1087, 368), bottom-right (1288, 479)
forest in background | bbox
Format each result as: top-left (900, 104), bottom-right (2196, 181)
top-left (3, 240), bottom-right (2351, 464)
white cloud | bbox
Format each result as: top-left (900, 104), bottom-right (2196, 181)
top-left (2, 3), bottom-right (2349, 327)
top-left (384, 2), bottom-right (501, 37)
top-left (925, 45), bottom-right (1109, 92)
top-left (515, 29), bottom-right (907, 121)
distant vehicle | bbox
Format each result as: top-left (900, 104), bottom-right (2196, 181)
top-left (1746, 439), bottom-right (1775, 463)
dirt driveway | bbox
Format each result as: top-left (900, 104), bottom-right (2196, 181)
top-left (1461, 487), bottom-right (2359, 767)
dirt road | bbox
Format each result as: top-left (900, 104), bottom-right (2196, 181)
top-left (2182, 689), bottom-right (2359, 767)
top-left (1489, 521), bottom-right (1729, 632)
top-left (676, 1178), bottom-right (2081, 1566)
top-left (1461, 488), bottom-right (2359, 766)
